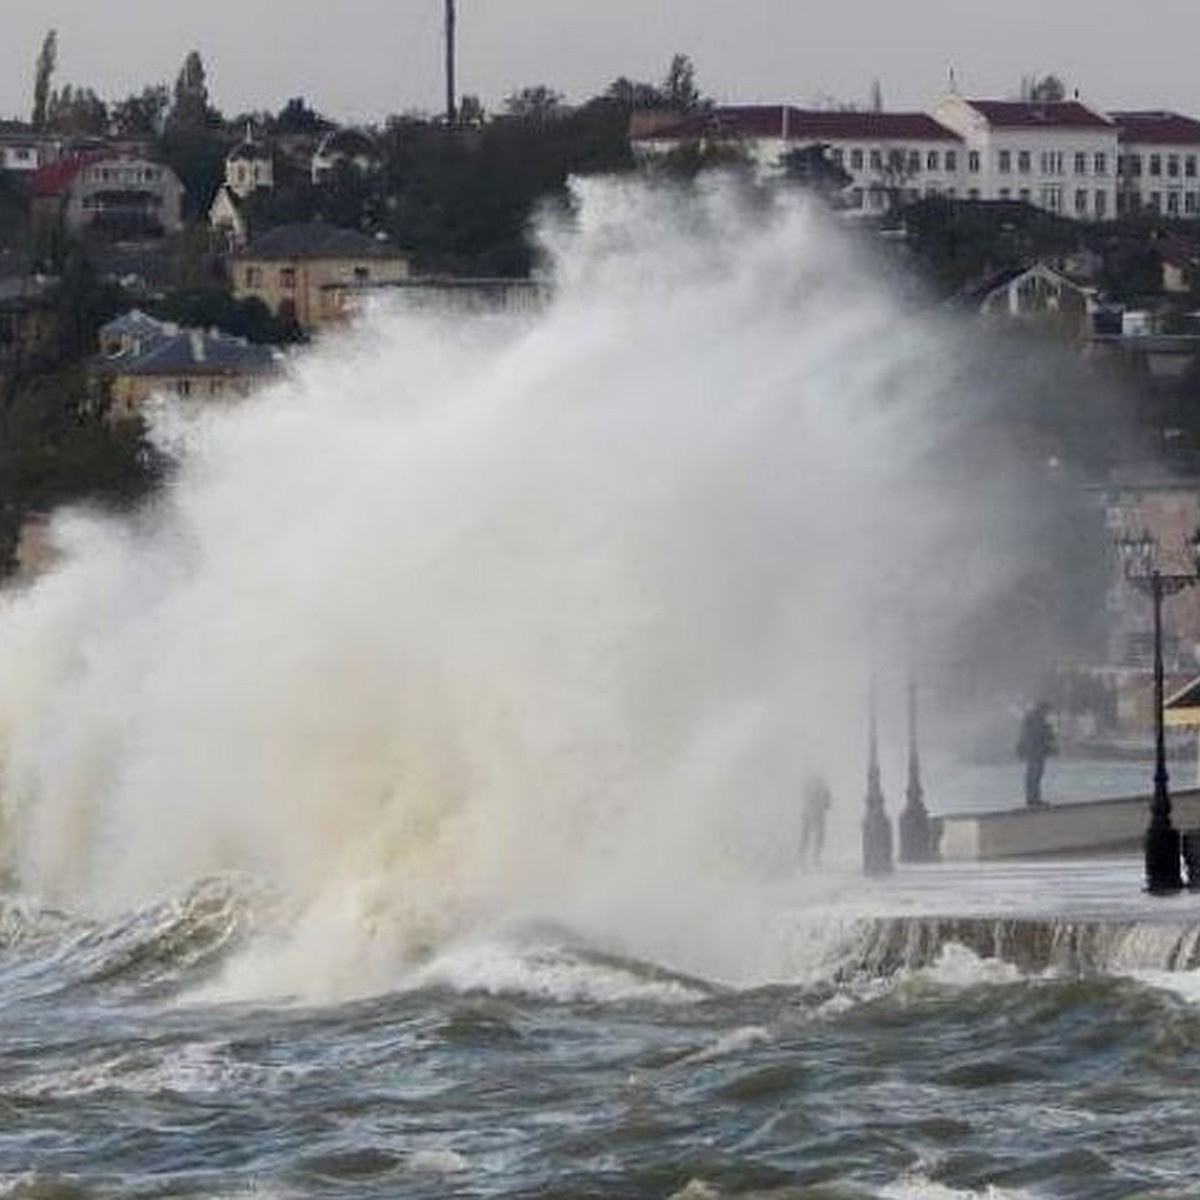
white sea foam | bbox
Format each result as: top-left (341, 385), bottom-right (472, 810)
top-left (406, 938), bottom-right (706, 1004)
top-left (406, 1148), bottom-right (471, 1175)
top-left (880, 1174), bottom-right (1041, 1200)
top-left (915, 942), bottom-right (1023, 988)
top-left (0, 178), bottom-right (1059, 1001)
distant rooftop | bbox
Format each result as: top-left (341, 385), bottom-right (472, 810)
top-left (963, 100), bottom-right (1115, 130)
top-left (633, 105), bottom-right (961, 143)
top-left (235, 222), bottom-right (403, 262)
top-left (1110, 110), bottom-right (1200, 144)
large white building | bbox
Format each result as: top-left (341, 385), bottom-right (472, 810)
top-left (1111, 111), bottom-right (1200, 218)
top-left (932, 96), bottom-right (1118, 221)
top-left (631, 106), bottom-right (964, 214)
top-left (633, 97), bottom-right (1200, 224)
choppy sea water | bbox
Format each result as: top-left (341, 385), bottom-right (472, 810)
top-left (4, 860), bottom-right (1200, 1200)
top-left (4, 183), bottom-right (1199, 1199)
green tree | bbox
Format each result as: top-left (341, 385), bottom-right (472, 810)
top-left (779, 143), bottom-right (852, 202)
top-left (156, 127), bottom-right (228, 217)
top-left (458, 94), bottom-right (485, 125)
top-left (112, 85), bottom-right (170, 136)
top-left (46, 85), bottom-right (109, 136)
top-left (31, 29), bottom-right (57, 130)
top-left (662, 54), bottom-right (703, 112)
top-left (1022, 74), bottom-right (1067, 102)
top-left (503, 85), bottom-right (565, 122)
top-left (149, 287), bottom-right (302, 344)
top-left (273, 96), bottom-right (332, 135)
top-left (603, 76), bottom-right (666, 111)
top-left (169, 50), bottom-right (212, 131)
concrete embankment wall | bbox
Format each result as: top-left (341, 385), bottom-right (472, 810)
top-left (940, 789), bottom-right (1200, 860)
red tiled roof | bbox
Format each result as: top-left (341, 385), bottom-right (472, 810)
top-left (634, 105), bottom-right (960, 143)
top-left (965, 100), bottom-right (1114, 130)
top-left (1111, 111), bottom-right (1200, 145)
top-left (30, 151), bottom-right (110, 198)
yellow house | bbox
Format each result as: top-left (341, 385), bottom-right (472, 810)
top-left (93, 312), bottom-right (283, 418)
top-left (230, 223), bottom-right (410, 331)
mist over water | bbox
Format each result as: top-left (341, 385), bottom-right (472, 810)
top-left (0, 179), bottom-right (1075, 1002)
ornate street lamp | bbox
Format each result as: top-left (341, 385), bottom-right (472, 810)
top-left (862, 666), bottom-right (894, 876)
top-left (1114, 526), bottom-right (1200, 894)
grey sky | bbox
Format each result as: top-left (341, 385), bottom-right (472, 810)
top-left (5, 1), bottom-right (1200, 125)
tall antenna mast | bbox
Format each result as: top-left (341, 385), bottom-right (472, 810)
top-left (444, 0), bottom-right (457, 124)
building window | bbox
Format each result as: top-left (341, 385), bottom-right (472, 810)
top-left (869, 149), bottom-right (882, 170)
top-left (1075, 188), bottom-right (1088, 214)
top-left (945, 150), bottom-right (957, 171)
top-left (850, 148), bottom-right (864, 169)
top-left (831, 147), bottom-right (844, 164)
top-left (887, 148), bottom-right (903, 170)
top-left (354, 266), bottom-right (370, 282)
top-left (926, 149), bottom-right (939, 171)
top-left (849, 187), bottom-right (863, 208)
top-left (1168, 191), bottom-right (1181, 215)
top-left (176, 379), bottom-right (192, 398)
top-left (1094, 152), bottom-right (1107, 176)
top-left (1187, 192), bottom-right (1198, 215)
top-left (1074, 152), bottom-right (1087, 175)
top-left (1095, 189), bottom-right (1107, 217)
top-left (1188, 155), bottom-right (1198, 178)
top-left (968, 150), bottom-right (980, 172)
top-left (1019, 187), bottom-right (1031, 203)
top-left (245, 266), bottom-right (262, 287)
top-left (1018, 150), bottom-right (1031, 173)
top-left (998, 149), bottom-right (1011, 173)
top-left (1169, 154), bottom-right (1180, 178)
top-left (1150, 154), bottom-right (1162, 176)
top-left (999, 187), bottom-right (1011, 199)
top-left (280, 267), bottom-right (296, 289)
top-left (908, 150), bottom-right (920, 172)
top-left (1041, 185), bottom-right (1062, 211)
top-left (945, 187), bottom-right (956, 199)
top-left (1040, 151), bottom-right (1064, 175)
top-left (1149, 191), bottom-right (1162, 211)
top-left (968, 187), bottom-right (980, 200)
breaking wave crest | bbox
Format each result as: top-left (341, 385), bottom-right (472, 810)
top-left (0, 178), bottom-right (1111, 1002)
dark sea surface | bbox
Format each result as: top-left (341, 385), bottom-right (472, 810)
top-left (4, 850), bottom-right (1200, 1200)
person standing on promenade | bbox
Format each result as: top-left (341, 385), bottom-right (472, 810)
top-left (1016, 701), bottom-right (1057, 808)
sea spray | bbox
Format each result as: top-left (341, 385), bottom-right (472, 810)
top-left (0, 178), bottom-right (1078, 999)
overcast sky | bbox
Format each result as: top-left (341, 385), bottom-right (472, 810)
top-left (6, 1), bottom-right (1200, 125)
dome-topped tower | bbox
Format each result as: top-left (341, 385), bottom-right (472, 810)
top-left (225, 124), bottom-right (274, 198)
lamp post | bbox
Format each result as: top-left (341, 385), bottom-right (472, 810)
top-left (862, 664), bottom-right (894, 876)
top-left (898, 655), bottom-right (937, 863)
top-left (1114, 527), bottom-right (1200, 894)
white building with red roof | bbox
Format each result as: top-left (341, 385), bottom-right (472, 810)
top-left (630, 105), bottom-right (964, 213)
top-left (31, 153), bottom-right (184, 240)
top-left (932, 95), bottom-right (1119, 220)
top-left (1111, 111), bottom-right (1200, 218)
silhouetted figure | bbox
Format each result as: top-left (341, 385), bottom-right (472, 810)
top-left (1016, 701), bottom-right (1057, 808)
top-left (800, 772), bottom-right (832, 866)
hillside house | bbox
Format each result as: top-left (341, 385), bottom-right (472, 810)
top-left (93, 311), bottom-right (282, 416)
top-left (230, 223), bottom-right (409, 331)
top-left (31, 153), bottom-right (184, 239)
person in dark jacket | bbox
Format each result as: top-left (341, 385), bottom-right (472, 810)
top-left (1016, 701), bottom-right (1057, 807)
